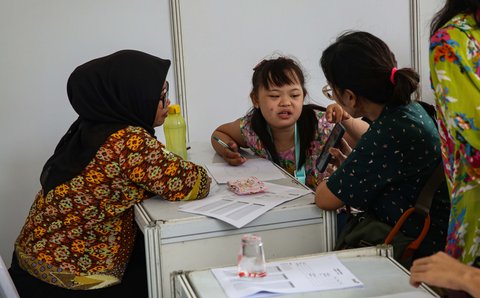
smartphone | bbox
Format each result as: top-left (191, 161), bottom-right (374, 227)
top-left (316, 123), bottom-right (346, 173)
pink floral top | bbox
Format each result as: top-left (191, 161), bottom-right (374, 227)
top-left (239, 108), bottom-right (333, 189)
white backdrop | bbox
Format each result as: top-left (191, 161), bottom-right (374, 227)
top-left (175, 0), bottom-right (414, 142)
top-left (0, 0), bottom-right (174, 264)
top-left (418, 0), bottom-right (445, 102)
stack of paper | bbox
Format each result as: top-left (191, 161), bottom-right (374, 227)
top-left (211, 254), bottom-right (364, 297)
top-left (179, 182), bottom-right (311, 228)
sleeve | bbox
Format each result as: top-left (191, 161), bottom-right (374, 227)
top-left (117, 127), bottom-right (210, 201)
top-left (239, 110), bottom-right (269, 158)
top-left (315, 110), bottom-right (335, 146)
top-left (430, 26), bottom-right (480, 151)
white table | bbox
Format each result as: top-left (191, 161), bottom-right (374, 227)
top-left (172, 246), bottom-right (439, 298)
top-left (134, 142), bottom-right (337, 298)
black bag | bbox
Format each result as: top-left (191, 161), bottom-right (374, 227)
top-left (334, 164), bottom-right (445, 265)
top-left (334, 211), bottom-right (415, 260)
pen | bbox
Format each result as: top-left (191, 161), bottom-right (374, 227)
top-left (212, 136), bottom-right (246, 159)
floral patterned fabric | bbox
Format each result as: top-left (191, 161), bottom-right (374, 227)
top-left (239, 108), bottom-right (333, 189)
top-left (430, 12), bottom-right (480, 266)
top-left (14, 126), bottom-right (210, 289)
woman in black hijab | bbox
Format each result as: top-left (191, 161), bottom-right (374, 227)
top-left (9, 50), bottom-right (211, 298)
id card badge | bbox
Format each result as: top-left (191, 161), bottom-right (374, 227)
top-left (294, 167), bottom-right (306, 184)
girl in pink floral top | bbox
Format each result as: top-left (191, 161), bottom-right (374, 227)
top-left (212, 56), bottom-right (368, 189)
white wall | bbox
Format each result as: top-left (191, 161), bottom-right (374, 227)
top-left (418, 0), bottom-right (445, 102)
top-left (176, 0), bottom-right (414, 142)
top-left (0, 0), bottom-right (174, 264)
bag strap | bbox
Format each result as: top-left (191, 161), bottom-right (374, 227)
top-left (414, 162), bottom-right (445, 216)
top-left (384, 162), bottom-right (445, 260)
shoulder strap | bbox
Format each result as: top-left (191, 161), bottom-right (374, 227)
top-left (414, 163), bottom-right (446, 215)
top-left (414, 101), bottom-right (445, 215)
top-left (384, 162), bottom-right (445, 260)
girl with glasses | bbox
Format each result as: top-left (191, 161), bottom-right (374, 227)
top-left (316, 31), bottom-right (451, 264)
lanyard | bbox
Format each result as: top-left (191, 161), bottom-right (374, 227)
top-left (294, 123), bottom-right (306, 184)
top-left (266, 124), bottom-right (306, 184)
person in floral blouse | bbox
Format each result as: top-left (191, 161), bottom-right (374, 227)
top-left (9, 50), bottom-right (210, 298)
top-left (410, 1), bottom-right (480, 297)
top-left (211, 56), bottom-right (368, 190)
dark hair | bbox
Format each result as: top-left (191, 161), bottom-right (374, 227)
top-left (430, 0), bottom-right (480, 36)
top-left (320, 31), bottom-right (419, 106)
top-left (249, 57), bottom-right (324, 167)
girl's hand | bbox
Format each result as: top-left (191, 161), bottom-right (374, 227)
top-left (326, 103), bottom-right (352, 123)
top-left (222, 141), bottom-right (246, 166)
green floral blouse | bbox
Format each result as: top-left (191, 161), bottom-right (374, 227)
top-left (430, 12), bottom-right (480, 266)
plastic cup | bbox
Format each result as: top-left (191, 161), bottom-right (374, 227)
top-left (237, 234), bottom-right (266, 278)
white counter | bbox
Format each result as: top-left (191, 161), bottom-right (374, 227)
top-left (134, 142), bottom-right (337, 298)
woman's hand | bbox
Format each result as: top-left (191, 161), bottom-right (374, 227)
top-left (154, 99), bottom-right (171, 127)
top-left (326, 103), bottom-right (352, 123)
top-left (410, 252), bottom-right (480, 297)
top-left (328, 138), bottom-right (352, 168)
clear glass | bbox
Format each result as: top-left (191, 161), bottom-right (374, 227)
top-left (237, 234), bottom-right (266, 278)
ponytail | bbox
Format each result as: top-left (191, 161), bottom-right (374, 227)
top-left (390, 68), bottom-right (420, 105)
top-left (321, 31), bottom-right (420, 106)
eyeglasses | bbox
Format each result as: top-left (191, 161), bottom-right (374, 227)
top-left (322, 84), bottom-right (333, 100)
top-left (160, 81), bottom-right (169, 105)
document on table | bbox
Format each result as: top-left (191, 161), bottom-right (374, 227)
top-left (211, 254), bottom-right (363, 298)
top-left (178, 182), bottom-right (311, 228)
top-left (372, 293), bottom-right (435, 298)
top-left (206, 159), bottom-right (285, 184)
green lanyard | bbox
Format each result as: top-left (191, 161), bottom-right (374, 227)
top-left (266, 123), bottom-right (306, 184)
top-left (294, 123), bottom-right (306, 184)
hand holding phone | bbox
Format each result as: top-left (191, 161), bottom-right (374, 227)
top-left (316, 123), bottom-right (346, 173)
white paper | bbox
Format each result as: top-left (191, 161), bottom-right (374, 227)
top-left (179, 182), bottom-right (311, 228)
top-left (212, 254), bottom-right (363, 298)
top-left (371, 293), bottom-right (435, 298)
top-left (206, 159), bottom-right (285, 184)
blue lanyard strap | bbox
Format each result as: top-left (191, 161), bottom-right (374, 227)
top-left (294, 123), bottom-right (306, 184)
top-left (266, 124), bottom-right (306, 184)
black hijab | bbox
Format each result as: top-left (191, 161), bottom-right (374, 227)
top-left (40, 50), bottom-right (171, 193)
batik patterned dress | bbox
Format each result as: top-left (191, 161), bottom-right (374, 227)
top-left (15, 126), bottom-right (210, 289)
top-left (430, 12), bottom-right (480, 266)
